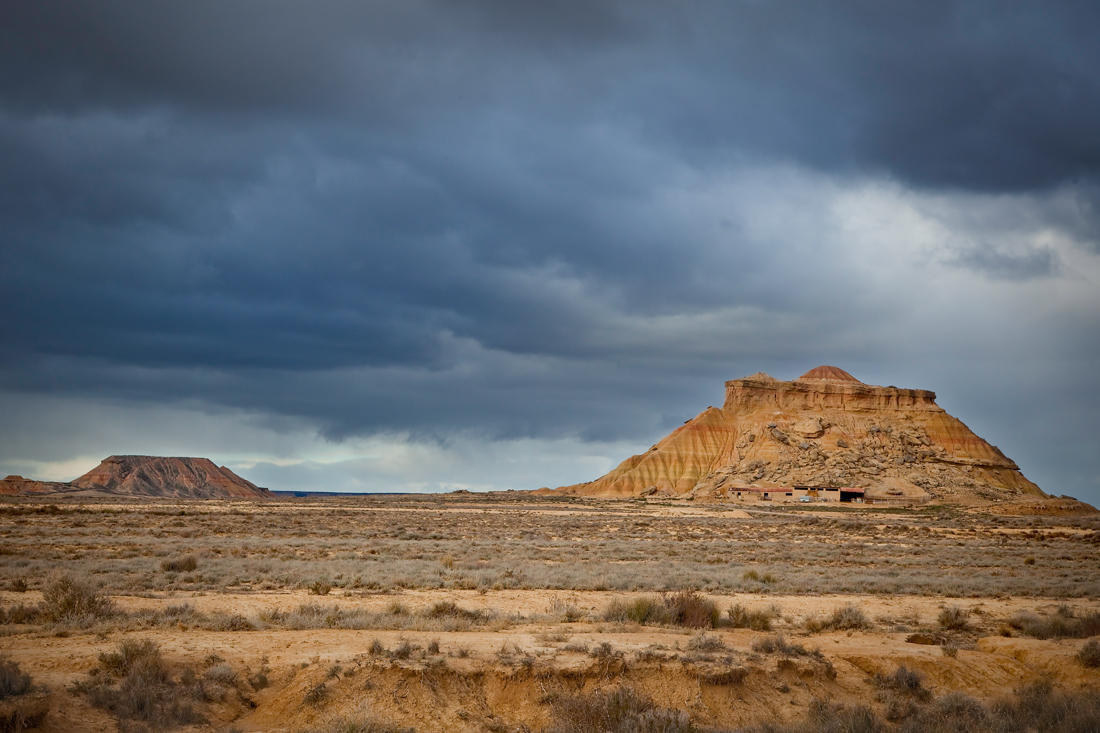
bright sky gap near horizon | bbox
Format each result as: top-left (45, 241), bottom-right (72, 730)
top-left (1, 2), bottom-right (1098, 503)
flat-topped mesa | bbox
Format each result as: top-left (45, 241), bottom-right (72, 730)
top-left (69, 455), bottom-right (269, 499)
top-left (724, 366), bottom-right (938, 412)
top-left (555, 366), bottom-right (1044, 504)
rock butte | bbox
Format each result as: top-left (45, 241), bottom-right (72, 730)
top-left (554, 366), bottom-right (1044, 503)
top-left (0, 455), bottom-right (269, 499)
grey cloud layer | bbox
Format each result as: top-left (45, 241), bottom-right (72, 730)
top-left (1, 2), bottom-right (1098, 499)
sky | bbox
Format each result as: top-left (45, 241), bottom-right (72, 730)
top-left (2, 1), bottom-right (1098, 502)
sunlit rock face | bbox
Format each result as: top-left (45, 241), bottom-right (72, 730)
top-left (556, 367), bottom-right (1043, 503)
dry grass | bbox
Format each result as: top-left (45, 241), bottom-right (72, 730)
top-left (1, 494), bottom-right (1098, 732)
top-left (39, 575), bottom-right (114, 625)
top-left (728, 603), bottom-right (780, 630)
top-left (750, 634), bottom-right (823, 660)
top-left (1007, 606), bottom-right (1100, 639)
top-left (1077, 640), bottom-right (1100, 668)
top-left (159, 555), bottom-right (197, 573)
top-left (602, 591), bottom-right (719, 628)
top-left (546, 686), bottom-right (695, 733)
top-left (747, 680), bottom-right (1100, 732)
top-left (937, 605), bottom-right (970, 631)
top-left (805, 603), bottom-right (871, 632)
top-left (72, 639), bottom-right (206, 729)
top-left (1, 496), bottom-right (1096, 599)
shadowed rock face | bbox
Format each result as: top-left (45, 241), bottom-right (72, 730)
top-left (70, 455), bottom-right (269, 498)
top-left (556, 366), bottom-right (1044, 503)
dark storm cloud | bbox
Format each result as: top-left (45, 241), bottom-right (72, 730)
top-left (3, 1), bottom-right (1100, 189)
top-left (1, 2), bottom-right (1099, 499)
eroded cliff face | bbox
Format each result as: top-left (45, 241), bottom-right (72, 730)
top-left (557, 367), bottom-right (1043, 502)
top-left (70, 455), bottom-right (270, 498)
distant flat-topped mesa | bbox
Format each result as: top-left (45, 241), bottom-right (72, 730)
top-left (0, 455), bottom-right (270, 499)
top-left (555, 366), bottom-right (1043, 504)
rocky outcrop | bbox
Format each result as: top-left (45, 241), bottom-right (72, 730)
top-left (0, 475), bottom-right (70, 496)
top-left (70, 455), bottom-right (270, 498)
top-left (556, 366), bottom-right (1044, 503)
top-left (1, 456), bottom-right (269, 499)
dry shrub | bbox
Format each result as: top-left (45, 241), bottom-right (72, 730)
top-left (304, 681), bottom-right (328, 706)
top-left (390, 640), bottom-right (416, 660)
top-left (73, 639), bottom-right (205, 728)
top-left (937, 605), bottom-right (969, 631)
top-left (424, 601), bottom-right (483, 621)
top-left (686, 633), bottom-right (726, 652)
top-left (900, 680), bottom-right (1100, 733)
top-left (159, 555), bottom-right (197, 573)
top-left (549, 597), bottom-right (583, 622)
top-left (208, 613), bottom-right (254, 631)
top-left (1008, 607), bottom-right (1100, 639)
top-left (39, 575), bottom-right (114, 625)
top-left (547, 686), bottom-right (695, 733)
top-left (805, 604), bottom-right (870, 632)
top-left (0, 657), bottom-right (32, 699)
top-left (602, 597), bottom-right (667, 625)
top-left (751, 634), bottom-right (821, 659)
top-left (803, 700), bottom-right (883, 733)
top-left (602, 591), bottom-right (718, 628)
top-left (664, 591), bottom-right (720, 629)
top-left (899, 691), bottom-right (989, 732)
top-left (728, 603), bottom-right (779, 631)
top-left (699, 667), bottom-right (749, 685)
top-left (308, 580), bottom-right (332, 596)
top-left (755, 678), bottom-right (1100, 733)
top-left (873, 665), bottom-right (931, 702)
top-left (1078, 639), bottom-right (1100, 668)
top-left (983, 679), bottom-right (1100, 731)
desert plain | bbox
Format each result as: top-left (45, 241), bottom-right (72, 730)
top-left (2, 493), bottom-right (1099, 732)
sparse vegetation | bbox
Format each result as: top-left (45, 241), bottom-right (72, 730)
top-left (546, 686), bottom-right (695, 733)
top-left (72, 639), bottom-right (206, 728)
top-left (304, 681), bottom-right (328, 706)
top-left (1007, 606), bottom-right (1100, 639)
top-left (686, 632), bottom-right (726, 652)
top-left (1078, 639), bottom-right (1100, 668)
top-left (2, 494), bottom-right (1099, 732)
top-left (937, 605), bottom-right (970, 631)
top-left (805, 603), bottom-right (870, 632)
top-left (2, 495), bottom-right (1096, 598)
top-left (159, 555), bottom-right (198, 573)
top-left (308, 579), bottom-right (333, 596)
top-left (602, 591), bottom-right (718, 628)
top-left (747, 680), bottom-right (1100, 732)
top-left (728, 603), bottom-right (779, 630)
top-left (751, 634), bottom-right (821, 659)
top-left (0, 657), bottom-right (32, 699)
top-left (39, 575), bottom-right (114, 625)
top-left (873, 665), bottom-right (931, 700)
